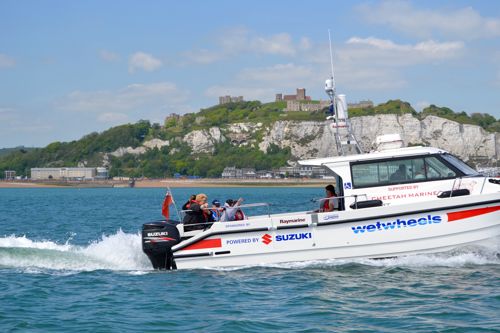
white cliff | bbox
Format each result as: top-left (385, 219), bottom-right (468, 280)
top-left (255, 114), bottom-right (498, 165)
top-left (182, 127), bottom-right (225, 153)
top-left (110, 114), bottom-right (499, 167)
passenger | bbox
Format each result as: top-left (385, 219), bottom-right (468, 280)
top-left (415, 165), bottom-right (426, 180)
top-left (183, 193), bottom-right (210, 231)
top-left (390, 164), bottom-right (409, 181)
top-left (414, 170), bottom-right (425, 179)
top-left (416, 164), bottom-right (439, 179)
top-left (426, 165), bottom-right (440, 178)
top-left (220, 198), bottom-right (245, 222)
top-left (209, 199), bottom-right (222, 222)
top-left (320, 184), bottom-right (337, 212)
top-left (182, 194), bottom-right (196, 211)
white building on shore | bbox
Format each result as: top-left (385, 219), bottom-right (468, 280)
top-left (30, 167), bottom-right (107, 180)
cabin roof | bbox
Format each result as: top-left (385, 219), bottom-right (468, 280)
top-left (298, 146), bottom-right (448, 166)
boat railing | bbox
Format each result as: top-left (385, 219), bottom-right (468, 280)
top-left (178, 202), bottom-right (271, 229)
top-left (315, 194), bottom-right (369, 205)
top-left (177, 193), bottom-right (381, 231)
top-left (446, 175), bottom-right (489, 197)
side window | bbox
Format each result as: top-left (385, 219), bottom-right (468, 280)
top-left (351, 163), bottom-right (392, 187)
top-left (352, 157), bottom-right (444, 188)
top-left (387, 160), bottom-right (412, 182)
top-left (424, 156), bottom-right (456, 179)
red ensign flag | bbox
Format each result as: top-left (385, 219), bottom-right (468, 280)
top-left (162, 191), bottom-right (173, 219)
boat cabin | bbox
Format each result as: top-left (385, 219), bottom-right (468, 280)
top-left (300, 146), bottom-right (483, 211)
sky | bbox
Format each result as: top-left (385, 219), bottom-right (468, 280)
top-left (1, 0), bottom-right (499, 148)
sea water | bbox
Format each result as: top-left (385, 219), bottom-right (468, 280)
top-left (0, 187), bottom-right (499, 332)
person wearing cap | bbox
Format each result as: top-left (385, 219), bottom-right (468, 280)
top-left (320, 184), bottom-right (338, 212)
top-left (209, 199), bottom-right (222, 222)
top-left (220, 197), bottom-right (244, 222)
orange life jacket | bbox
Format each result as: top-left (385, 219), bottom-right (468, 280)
top-left (323, 196), bottom-right (335, 211)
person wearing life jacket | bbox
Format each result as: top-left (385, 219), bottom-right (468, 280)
top-left (183, 193), bottom-right (210, 231)
top-left (182, 194), bottom-right (196, 211)
top-left (234, 206), bottom-right (246, 221)
top-left (321, 184), bottom-right (337, 212)
top-left (220, 198), bottom-right (245, 222)
top-left (209, 199), bottom-right (223, 222)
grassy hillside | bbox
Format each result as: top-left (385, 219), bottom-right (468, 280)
top-left (0, 100), bottom-right (498, 178)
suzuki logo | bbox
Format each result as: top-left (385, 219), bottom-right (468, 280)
top-left (262, 234), bottom-right (272, 245)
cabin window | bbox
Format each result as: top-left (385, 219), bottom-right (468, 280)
top-left (441, 154), bottom-right (479, 176)
top-left (351, 163), bottom-right (385, 187)
top-left (351, 154), bottom-right (461, 188)
top-left (424, 156), bottom-right (456, 179)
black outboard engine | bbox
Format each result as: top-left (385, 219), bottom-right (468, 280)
top-left (142, 220), bottom-right (181, 270)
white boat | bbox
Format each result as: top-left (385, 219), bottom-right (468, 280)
top-left (141, 35), bottom-right (500, 269)
top-left (141, 145), bottom-right (500, 270)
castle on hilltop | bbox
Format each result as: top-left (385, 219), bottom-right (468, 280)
top-left (219, 95), bottom-right (244, 105)
top-left (215, 89), bottom-right (373, 112)
top-left (276, 88), bottom-right (329, 112)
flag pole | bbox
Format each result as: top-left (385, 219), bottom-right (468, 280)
top-left (166, 185), bottom-right (181, 221)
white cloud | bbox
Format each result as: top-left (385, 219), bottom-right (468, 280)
top-left (321, 37), bottom-right (464, 91)
top-left (250, 33), bottom-right (296, 56)
top-left (357, 0), bottom-right (500, 40)
top-left (238, 63), bottom-right (314, 83)
top-left (100, 50), bottom-right (119, 62)
top-left (184, 28), bottom-right (306, 64)
top-left (128, 52), bottom-right (162, 73)
top-left (183, 49), bottom-right (224, 64)
top-left (345, 37), bottom-right (464, 65)
top-left (55, 82), bottom-right (189, 117)
top-left (0, 54), bottom-right (16, 68)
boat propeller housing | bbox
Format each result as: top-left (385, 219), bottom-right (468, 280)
top-left (142, 221), bottom-right (181, 270)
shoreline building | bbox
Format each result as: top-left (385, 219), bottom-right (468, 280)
top-left (4, 170), bottom-right (16, 180)
top-left (221, 166), bottom-right (330, 179)
top-left (30, 167), bottom-right (108, 180)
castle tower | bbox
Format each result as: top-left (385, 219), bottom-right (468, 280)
top-left (296, 88), bottom-right (306, 100)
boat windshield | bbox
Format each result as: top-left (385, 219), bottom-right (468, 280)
top-left (441, 154), bottom-right (480, 176)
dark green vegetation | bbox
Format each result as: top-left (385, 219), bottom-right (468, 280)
top-left (0, 146), bottom-right (37, 157)
top-left (0, 100), bottom-right (498, 178)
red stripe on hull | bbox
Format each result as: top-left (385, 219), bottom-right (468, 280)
top-left (447, 206), bottom-right (500, 222)
top-left (183, 238), bottom-right (222, 250)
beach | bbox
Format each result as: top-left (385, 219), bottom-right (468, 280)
top-left (0, 178), bottom-right (333, 188)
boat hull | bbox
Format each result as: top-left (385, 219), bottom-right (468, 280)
top-left (170, 193), bottom-right (500, 269)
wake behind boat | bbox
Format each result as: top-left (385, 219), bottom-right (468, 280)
top-left (141, 34), bottom-right (500, 270)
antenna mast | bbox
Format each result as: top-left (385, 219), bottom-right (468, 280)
top-left (328, 29), bottom-right (335, 87)
top-left (324, 30), bottom-right (363, 156)
top-left (325, 30), bottom-right (342, 155)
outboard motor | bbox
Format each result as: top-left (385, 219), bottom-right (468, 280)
top-left (142, 220), bottom-right (181, 270)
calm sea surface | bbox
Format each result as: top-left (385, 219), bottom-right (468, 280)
top-left (1, 187), bottom-right (499, 332)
